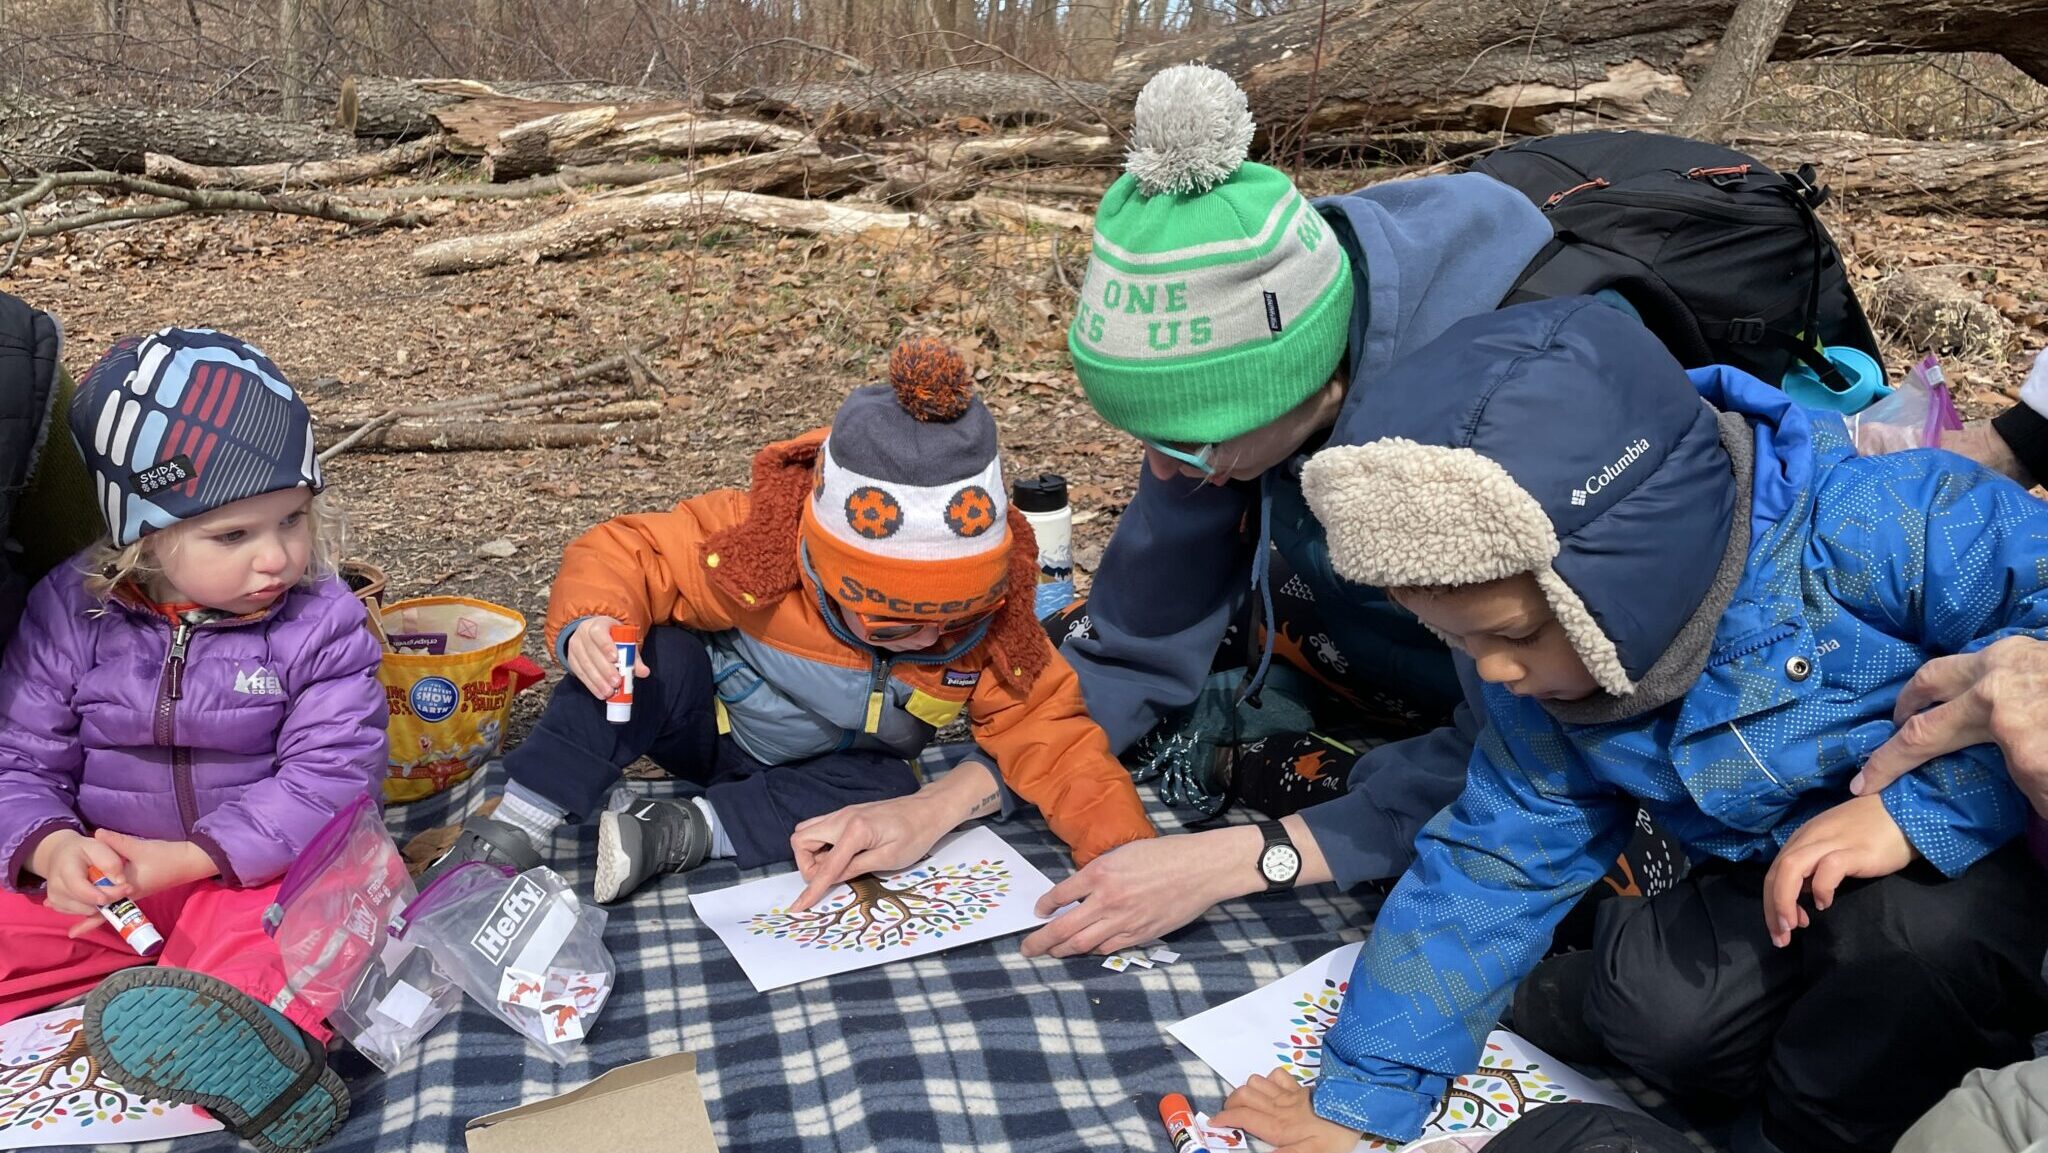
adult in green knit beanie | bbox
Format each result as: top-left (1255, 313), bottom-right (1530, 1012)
top-left (1068, 65), bottom-right (1353, 450)
top-left (1027, 62), bottom-right (1568, 958)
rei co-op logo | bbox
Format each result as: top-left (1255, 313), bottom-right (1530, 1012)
top-left (472, 874), bottom-right (548, 963)
top-left (1571, 438), bottom-right (1652, 507)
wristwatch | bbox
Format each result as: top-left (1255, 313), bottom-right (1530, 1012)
top-left (1255, 819), bottom-right (1301, 891)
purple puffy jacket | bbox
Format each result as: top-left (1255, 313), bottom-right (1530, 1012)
top-left (0, 553), bottom-right (388, 893)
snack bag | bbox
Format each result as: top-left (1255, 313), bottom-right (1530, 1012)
top-left (378, 596), bottom-right (543, 803)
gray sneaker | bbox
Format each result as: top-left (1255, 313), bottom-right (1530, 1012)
top-left (594, 798), bottom-right (711, 904)
top-left (419, 814), bottom-right (543, 886)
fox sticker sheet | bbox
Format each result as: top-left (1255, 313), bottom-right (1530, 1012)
top-left (691, 826), bottom-right (1056, 992)
top-left (0, 1006), bottom-right (223, 1148)
top-left (1169, 943), bottom-right (1629, 1151)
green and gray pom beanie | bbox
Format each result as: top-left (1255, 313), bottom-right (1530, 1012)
top-left (1069, 64), bottom-right (1353, 444)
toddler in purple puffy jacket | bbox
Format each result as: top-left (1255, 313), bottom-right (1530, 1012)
top-left (0, 329), bottom-right (386, 1152)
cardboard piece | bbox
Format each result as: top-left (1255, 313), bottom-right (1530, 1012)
top-left (464, 1053), bottom-right (717, 1153)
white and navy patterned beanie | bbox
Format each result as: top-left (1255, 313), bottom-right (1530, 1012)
top-left (70, 328), bottom-right (320, 546)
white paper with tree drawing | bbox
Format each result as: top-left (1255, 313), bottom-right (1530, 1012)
top-left (689, 825), bottom-right (1055, 992)
top-left (0, 1006), bottom-right (223, 1148)
top-left (1170, 943), bottom-right (1631, 1151)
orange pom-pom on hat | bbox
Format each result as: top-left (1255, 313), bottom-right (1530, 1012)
top-left (889, 336), bottom-right (974, 422)
top-left (801, 338), bottom-right (1012, 622)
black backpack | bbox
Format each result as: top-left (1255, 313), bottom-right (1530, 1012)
top-left (1471, 131), bottom-right (1882, 392)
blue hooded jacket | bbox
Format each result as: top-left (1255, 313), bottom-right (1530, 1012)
top-left (1297, 299), bottom-right (2043, 1141)
top-left (1059, 172), bottom-right (1551, 880)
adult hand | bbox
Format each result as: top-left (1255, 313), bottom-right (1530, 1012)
top-left (67, 832), bottom-right (216, 939)
top-left (1762, 793), bottom-right (1914, 949)
top-left (564, 615), bottom-right (649, 699)
top-left (1212, 1070), bottom-right (1365, 1153)
top-left (789, 794), bottom-right (949, 911)
top-left (1852, 637), bottom-right (2048, 816)
top-left (27, 828), bottom-right (129, 918)
top-left (1020, 826), bottom-right (1260, 957)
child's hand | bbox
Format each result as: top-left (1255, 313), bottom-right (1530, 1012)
top-left (789, 797), bottom-right (948, 911)
top-left (27, 829), bottom-right (130, 917)
top-left (564, 616), bottom-right (649, 699)
top-left (1212, 1070), bottom-right (1365, 1153)
top-left (1763, 792), bottom-right (1914, 948)
top-left (65, 833), bottom-right (216, 939)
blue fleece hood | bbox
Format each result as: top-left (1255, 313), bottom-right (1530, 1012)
top-left (1305, 298), bottom-right (1737, 695)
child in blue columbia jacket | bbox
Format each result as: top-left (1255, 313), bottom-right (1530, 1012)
top-left (1215, 298), bottom-right (2048, 1153)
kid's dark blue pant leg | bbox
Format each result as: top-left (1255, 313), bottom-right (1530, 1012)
top-left (505, 626), bottom-right (920, 866)
top-left (503, 625), bottom-right (722, 821)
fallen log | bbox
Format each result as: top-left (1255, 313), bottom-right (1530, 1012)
top-left (0, 96), bottom-right (354, 174)
top-left (1864, 269), bottom-right (2014, 358)
top-left (411, 190), bottom-right (920, 274)
top-left (339, 162), bottom-right (698, 203)
top-left (142, 134), bottom-right (446, 190)
top-left (916, 130), bottom-right (1120, 173)
top-left (963, 195), bottom-right (1092, 231)
top-left (585, 143), bottom-right (881, 200)
top-left (0, 171), bottom-right (419, 250)
top-left (330, 420), bottom-right (650, 452)
top-left (319, 342), bottom-right (665, 462)
top-left (338, 76), bottom-right (684, 138)
top-left (1738, 131), bottom-right (2048, 218)
top-left (717, 71), bottom-right (1112, 130)
top-left (1109, 0), bottom-right (2048, 137)
top-left (476, 106), bottom-right (808, 182)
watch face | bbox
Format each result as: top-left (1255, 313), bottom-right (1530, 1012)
top-left (1260, 843), bottom-right (1301, 884)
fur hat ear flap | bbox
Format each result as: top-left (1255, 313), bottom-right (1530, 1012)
top-left (983, 507), bottom-right (1050, 693)
top-left (701, 434), bottom-right (821, 604)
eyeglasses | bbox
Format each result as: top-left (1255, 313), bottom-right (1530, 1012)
top-left (852, 606), bottom-right (999, 643)
top-left (1145, 438), bottom-right (1218, 476)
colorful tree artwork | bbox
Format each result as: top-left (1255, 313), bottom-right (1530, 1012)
top-left (1264, 991), bottom-right (1573, 1150)
top-left (0, 1009), bottom-right (213, 1143)
top-left (743, 859), bottom-right (1012, 952)
top-left (1273, 976), bottom-right (1347, 1084)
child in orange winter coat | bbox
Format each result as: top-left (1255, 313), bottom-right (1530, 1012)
top-left (431, 338), bottom-right (1155, 903)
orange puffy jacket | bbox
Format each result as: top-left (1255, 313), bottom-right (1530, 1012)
top-left (545, 429), bottom-right (1154, 865)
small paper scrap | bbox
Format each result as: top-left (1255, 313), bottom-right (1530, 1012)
top-left (1101, 955), bottom-right (1130, 972)
top-left (1149, 947), bottom-right (1181, 965)
top-left (540, 1000), bottom-right (584, 1043)
top-left (1193, 1112), bottom-right (1245, 1149)
top-left (498, 967), bottom-right (546, 1009)
top-left (546, 968), bottom-right (610, 1018)
top-left (370, 980), bottom-right (432, 1029)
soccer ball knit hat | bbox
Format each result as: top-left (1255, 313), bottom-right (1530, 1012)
top-left (801, 338), bottom-right (1012, 623)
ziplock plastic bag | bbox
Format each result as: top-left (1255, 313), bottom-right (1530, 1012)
top-left (395, 863), bottom-right (614, 1064)
top-left (263, 794), bottom-right (460, 1071)
top-left (1849, 353), bottom-right (1964, 455)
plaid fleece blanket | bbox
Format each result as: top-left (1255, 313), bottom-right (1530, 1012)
top-left (85, 752), bottom-right (1724, 1153)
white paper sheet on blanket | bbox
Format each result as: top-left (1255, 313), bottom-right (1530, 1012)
top-left (689, 825), bottom-right (1055, 992)
top-left (1169, 942), bottom-right (1630, 1151)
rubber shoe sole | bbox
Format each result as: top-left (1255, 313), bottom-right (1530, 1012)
top-left (84, 967), bottom-right (348, 1153)
top-left (594, 807), bottom-right (642, 905)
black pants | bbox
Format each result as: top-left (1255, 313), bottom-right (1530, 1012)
top-left (1483, 1103), bottom-right (1697, 1153)
top-left (1583, 843), bottom-right (2048, 1153)
top-left (504, 626), bottom-right (920, 869)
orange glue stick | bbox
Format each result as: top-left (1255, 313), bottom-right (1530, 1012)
top-left (607, 624), bottom-right (639, 723)
top-left (87, 866), bottom-right (163, 956)
top-left (1159, 1093), bottom-right (1213, 1153)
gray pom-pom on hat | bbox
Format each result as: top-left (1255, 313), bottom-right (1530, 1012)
top-left (1125, 63), bottom-right (1256, 197)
